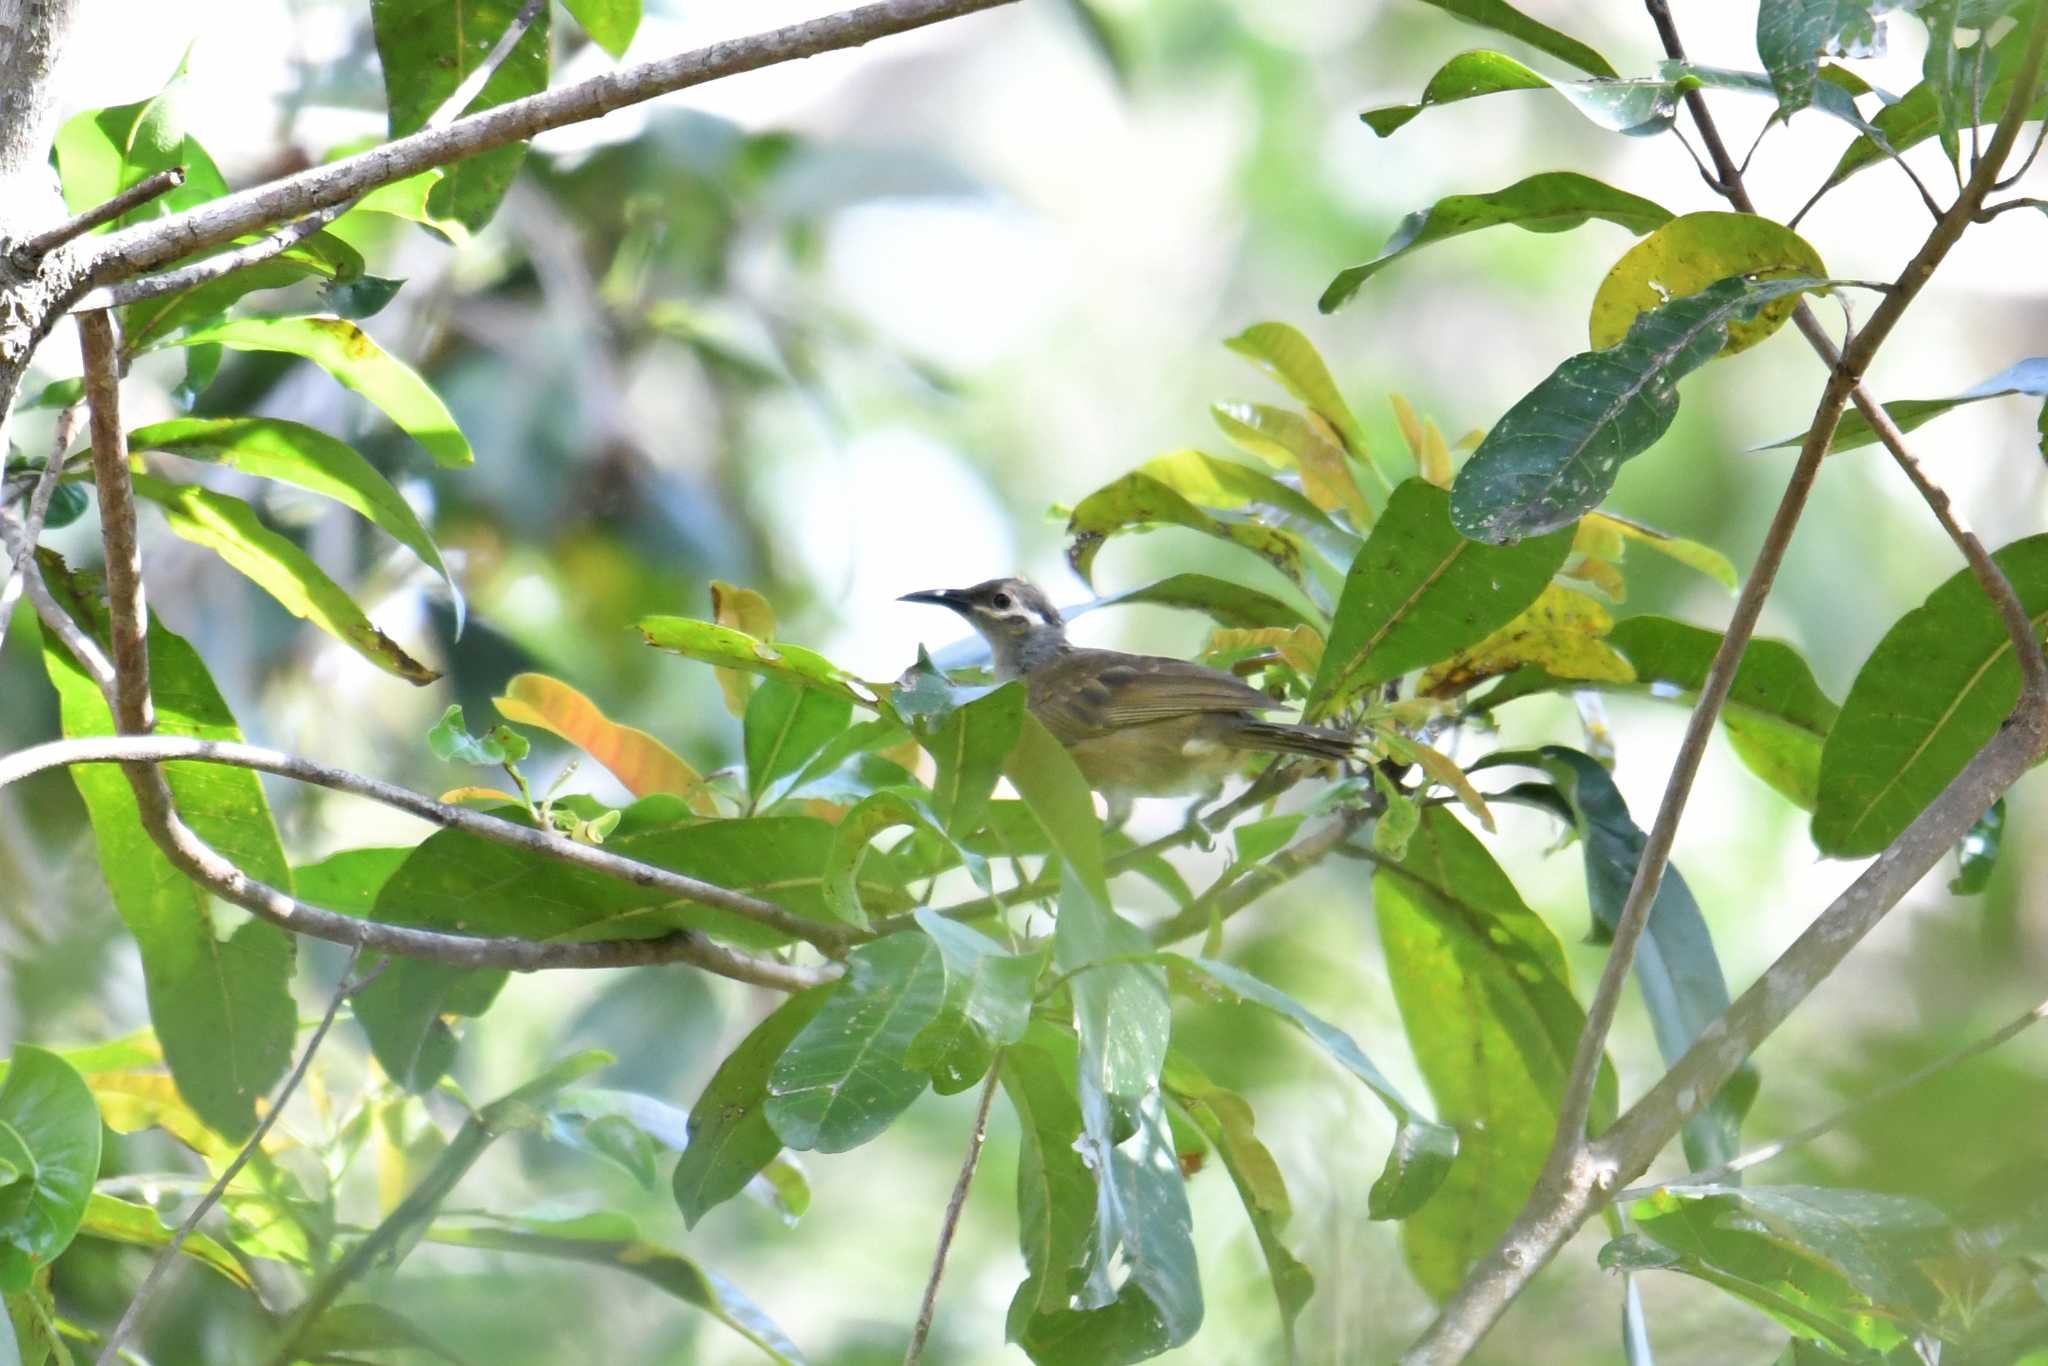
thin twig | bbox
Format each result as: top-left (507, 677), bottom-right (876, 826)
top-left (904, 1062), bottom-right (1002, 1366)
top-left (1976, 195), bottom-right (2048, 220)
top-left (430, 0), bottom-right (547, 129)
top-left (1146, 805), bottom-right (1370, 947)
top-left (93, 947), bottom-right (366, 1366)
top-left (1993, 113), bottom-right (2048, 189)
top-left (1617, 995), bottom-right (2048, 1200)
top-left (79, 0), bottom-right (1020, 289)
top-left (11, 167), bottom-right (185, 266)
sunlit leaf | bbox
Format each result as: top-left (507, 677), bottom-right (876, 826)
top-left (1322, 173), bottom-right (1671, 311)
top-left (1589, 213), bottom-right (1827, 357)
top-left (639, 615), bottom-right (878, 708)
top-left (50, 61), bottom-right (232, 232)
top-left (745, 677), bottom-right (852, 808)
top-left (673, 988), bottom-right (832, 1228)
top-left (1364, 50), bottom-right (1682, 138)
top-left (1081, 573), bottom-right (1317, 631)
top-left (1375, 729), bottom-right (1497, 831)
top-left (1066, 469), bottom-right (1309, 589)
top-left (1211, 401), bottom-right (1373, 528)
top-left (494, 672), bottom-right (714, 810)
top-left (1757, 0), bottom-right (1894, 115)
top-left (1419, 584), bottom-right (1635, 698)
top-left (1451, 275), bottom-right (1828, 542)
top-left (1224, 322), bottom-right (1374, 470)
top-left (561, 0), bottom-right (641, 57)
top-left (77, 1193), bottom-right (254, 1291)
top-left (710, 581), bottom-right (778, 715)
top-left (1581, 511), bottom-right (1739, 590)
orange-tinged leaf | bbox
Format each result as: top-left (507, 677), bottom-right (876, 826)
top-left (710, 581), bottom-right (776, 716)
top-left (1419, 585), bottom-right (1635, 699)
top-left (493, 672), bottom-right (714, 813)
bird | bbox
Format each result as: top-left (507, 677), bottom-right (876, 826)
top-left (899, 576), bottom-right (1354, 827)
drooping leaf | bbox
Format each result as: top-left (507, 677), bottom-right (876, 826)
top-left (171, 316), bottom-right (474, 468)
top-left (1756, 357), bottom-right (2048, 458)
top-left (560, 0), bottom-right (641, 57)
top-left (1814, 534), bottom-right (2048, 856)
top-left (1373, 808), bottom-right (1615, 1296)
top-left (1757, 0), bottom-right (1894, 115)
top-left (1224, 322), bottom-right (1373, 470)
top-left (1450, 274), bottom-right (1829, 542)
top-left (1002, 1026), bottom-right (1100, 1339)
top-left (1081, 573), bottom-right (1317, 631)
top-left (1165, 955), bottom-right (1457, 1220)
top-left (673, 988), bottom-right (832, 1228)
top-left (1418, 584), bottom-right (1635, 698)
top-left (1484, 747), bottom-right (1752, 1171)
top-left (36, 575), bottom-right (297, 1142)
top-left (1481, 615), bottom-right (1841, 808)
top-left (1588, 212), bottom-right (1828, 357)
top-left (906, 910), bottom-right (1046, 1094)
top-left (1307, 479), bottom-right (1573, 719)
top-left (371, 0), bottom-right (551, 231)
top-left (120, 247), bottom-right (363, 356)
top-left (765, 933), bottom-right (944, 1153)
top-left (923, 680), bottom-right (1025, 835)
top-left (1581, 510), bottom-right (1739, 590)
top-left (131, 473), bottom-right (440, 684)
top-left (1322, 172), bottom-right (1672, 312)
top-left (126, 416), bottom-right (462, 627)
top-left (426, 1212), bottom-right (806, 1365)
top-left (0, 1049), bottom-right (101, 1293)
top-left (638, 615), bottom-right (879, 708)
top-left (1411, 0), bottom-right (1616, 77)
top-left (1363, 50), bottom-right (1682, 138)
top-left (493, 672), bottom-right (714, 810)
top-left (1163, 1054), bottom-right (1313, 1359)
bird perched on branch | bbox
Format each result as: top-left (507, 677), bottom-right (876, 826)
top-left (900, 576), bottom-right (1353, 825)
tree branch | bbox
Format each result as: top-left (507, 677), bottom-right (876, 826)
top-left (93, 947), bottom-right (366, 1366)
top-left (1403, 5), bottom-right (2048, 1360)
top-left (77, 0), bottom-right (1019, 288)
top-left (12, 167), bottom-right (185, 267)
top-left (904, 1062), bottom-right (1002, 1366)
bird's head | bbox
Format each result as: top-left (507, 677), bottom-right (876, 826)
top-left (899, 576), bottom-right (1067, 678)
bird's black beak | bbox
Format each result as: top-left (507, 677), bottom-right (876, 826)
top-left (899, 587), bottom-right (972, 613)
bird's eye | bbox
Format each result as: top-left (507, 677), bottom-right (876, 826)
top-left (991, 592), bottom-right (1013, 610)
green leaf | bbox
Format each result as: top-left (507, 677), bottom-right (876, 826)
top-left (120, 241), bottom-right (365, 357)
top-left (1824, 16), bottom-right (2048, 188)
top-left (744, 677), bottom-right (852, 805)
top-left (1308, 479), bottom-right (1572, 719)
top-left (1223, 322), bottom-right (1372, 465)
top-left (426, 1212), bottom-right (806, 1365)
top-left (1065, 468), bottom-right (1311, 590)
top-left (77, 1193), bottom-right (253, 1291)
top-left (170, 316), bottom-right (474, 469)
top-left (1322, 172), bottom-right (1672, 312)
top-left (1451, 274), bottom-right (1828, 542)
top-left (1163, 1054), bottom-right (1313, 1360)
top-left (1363, 50), bottom-right (1681, 138)
top-left (823, 789), bottom-right (987, 928)
top-left (1133, 447), bottom-right (1357, 565)
top-left (428, 702), bottom-right (529, 766)
top-left (1004, 714), bottom-right (1109, 903)
top-left (1589, 213), bottom-right (1828, 357)
top-left (1757, 357), bottom-right (2048, 458)
top-left (924, 680), bottom-right (1027, 835)
top-left (1372, 808), bottom-right (1615, 1297)
top-left (673, 988), bottom-right (832, 1228)
top-left (0, 1050), bottom-right (101, 1294)
top-left (371, 0), bottom-right (551, 231)
top-left (1481, 615), bottom-right (1840, 808)
top-left (1484, 747), bottom-right (1751, 1172)
top-left (36, 577), bottom-right (297, 1142)
top-left (50, 63), bottom-right (233, 233)
top-left (1757, 0), bottom-right (1892, 115)
top-left (1950, 798), bottom-right (2005, 895)
top-left (1815, 534), bottom-right (2048, 856)
top-left (906, 911), bottom-right (1046, 1094)
top-left (131, 473), bottom-right (440, 685)
top-left (561, 0), bottom-right (641, 57)
top-left (637, 616), bottom-right (879, 708)
top-left (1081, 574), bottom-right (1316, 631)
top-left (295, 1303), bottom-right (466, 1365)
top-left (1411, 0), bottom-right (1615, 77)
top-left (127, 416), bottom-right (463, 629)
top-left (765, 933), bottom-right (945, 1152)
top-left (1002, 1027), bottom-right (1099, 1337)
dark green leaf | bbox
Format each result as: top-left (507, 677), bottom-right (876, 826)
top-left (1824, 16), bottom-right (2048, 188)
top-left (906, 911), bottom-right (1046, 1094)
top-left (1757, 357), bottom-right (2048, 458)
top-left (1757, 0), bottom-right (1892, 115)
top-left (128, 416), bottom-right (462, 627)
top-left (823, 789), bottom-right (987, 928)
top-left (371, 0), bottom-right (551, 231)
top-left (1322, 172), bottom-right (1672, 312)
top-left (37, 577), bottom-right (297, 1142)
top-left (1002, 1026), bottom-right (1099, 1338)
top-left (171, 316), bottom-right (474, 468)
top-left (1950, 798), bottom-right (2004, 895)
top-left (0, 1049), bottom-right (101, 1294)
top-left (765, 933), bottom-right (944, 1152)
top-left (1308, 479), bottom-right (1572, 718)
top-left (1412, 0), bottom-right (1616, 77)
top-left (561, 0), bottom-right (641, 57)
top-left (1450, 275), bottom-right (1827, 542)
top-left (1482, 615), bottom-right (1840, 808)
top-left (426, 1212), bottom-right (806, 1364)
top-left (673, 988), bottom-right (831, 1227)
top-left (744, 677), bottom-right (852, 804)
top-left (1815, 535), bottom-right (2048, 856)
top-left (924, 680), bottom-right (1025, 834)
top-left (1080, 574), bottom-right (1316, 631)
top-left (1483, 747), bottom-right (1749, 1171)
top-left (319, 272), bottom-right (407, 320)
top-left (1372, 808), bottom-right (1615, 1296)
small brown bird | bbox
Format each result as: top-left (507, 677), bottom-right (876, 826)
top-left (900, 576), bottom-right (1353, 824)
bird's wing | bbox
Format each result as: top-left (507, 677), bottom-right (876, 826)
top-left (1031, 651), bottom-right (1276, 741)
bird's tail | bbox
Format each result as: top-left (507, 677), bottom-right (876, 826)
top-left (1233, 719), bottom-right (1355, 763)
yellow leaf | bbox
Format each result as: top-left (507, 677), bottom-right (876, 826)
top-left (1302, 410), bottom-right (1376, 528)
top-left (1420, 417), bottom-right (1454, 489)
top-left (1419, 585), bottom-right (1636, 699)
top-left (1572, 517), bottom-right (1628, 562)
top-left (1561, 554), bottom-right (1628, 602)
top-left (1205, 625), bottom-right (1326, 676)
top-left (709, 581), bottom-right (776, 715)
top-left (438, 786), bottom-right (525, 807)
top-left (1389, 393), bottom-right (1426, 460)
top-left (494, 672), bottom-right (715, 813)
top-left (1376, 729), bottom-right (1494, 832)
top-left (1583, 511), bottom-right (1738, 591)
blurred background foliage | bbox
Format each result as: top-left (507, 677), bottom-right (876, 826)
top-left (1, 1), bottom-right (2045, 1362)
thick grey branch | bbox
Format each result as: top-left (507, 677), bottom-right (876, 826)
top-left (80, 0), bottom-right (1018, 287)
